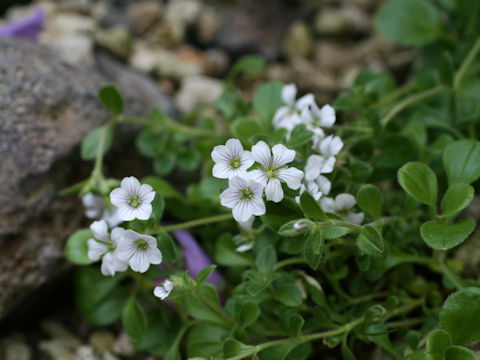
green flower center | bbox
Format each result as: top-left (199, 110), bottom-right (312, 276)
top-left (240, 187), bottom-right (254, 201)
top-left (230, 156), bottom-right (241, 169)
top-left (265, 167), bottom-right (277, 179)
top-left (135, 238), bottom-right (149, 251)
top-left (128, 195), bottom-right (141, 208)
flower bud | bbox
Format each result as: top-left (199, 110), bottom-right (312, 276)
top-left (294, 219), bottom-right (312, 233)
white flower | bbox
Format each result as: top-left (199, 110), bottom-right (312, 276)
top-left (220, 176), bottom-right (266, 222)
top-left (110, 177), bottom-right (155, 221)
top-left (248, 141), bottom-right (304, 203)
top-left (305, 154), bottom-right (336, 181)
top-left (116, 229), bottom-right (163, 273)
top-left (211, 138), bottom-right (254, 179)
top-left (236, 243), bottom-right (254, 252)
top-left (273, 84), bottom-right (302, 132)
top-left (82, 193), bottom-right (122, 227)
top-left (153, 280), bottom-right (174, 300)
top-left (318, 135), bottom-right (343, 157)
top-left (295, 181), bottom-right (323, 204)
top-left (301, 103), bottom-right (336, 128)
top-left (321, 193), bottom-right (364, 225)
top-left (237, 216), bottom-right (255, 231)
top-left (87, 220), bottom-right (128, 276)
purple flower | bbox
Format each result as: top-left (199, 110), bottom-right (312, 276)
top-left (0, 8), bottom-right (44, 42)
top-left (173, 229), bottom-right (224, 289)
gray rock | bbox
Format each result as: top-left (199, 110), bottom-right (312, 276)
top-left (1, 334), bottom-right (32, 360)
top-left (94, 26), bottom-right (132, 59)
top-left (282, 21), bottom-right (313, 60)
top-left (0, 38), bottom-right (175, 319)
top-left (175, 75), bottom-right (223, 114)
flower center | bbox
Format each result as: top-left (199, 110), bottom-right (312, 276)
top-left (135, 238), bottom-right (149, 251)
top-left (230, 156), bottom-right (241, 169)
top-left (240, 187), bottom-right (254, 201)
top-left (128, 195), bottom-right (141, 208)
top-left (265, 167), bottom-right (277, 179)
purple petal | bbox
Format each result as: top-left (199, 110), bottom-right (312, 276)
top-left (173, 229), bottom-right (224, 289)
top-left (0, 8), bottom-right (45, 42)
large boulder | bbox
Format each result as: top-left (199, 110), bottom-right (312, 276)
top-left (0, 37), bottom-right (172, 319)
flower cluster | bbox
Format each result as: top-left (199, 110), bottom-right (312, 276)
top-left (86, 177), bottom-right (163, 276)
top-left (212, 138), bottom-right (304, 222)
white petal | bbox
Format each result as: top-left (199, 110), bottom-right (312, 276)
top-left (110, 227), bottom-right (126, 245)
top-left (329, 136), bottom-right (343, 156)
top-left (121, 176), bottom-right (141, 196)
top-left (316, 176), bottom-right (331, 195)
top-left (112, 253), bottom-right (129, 272)
top-left (211, 144), bottom-right (229, 163)
top-left (87, 239), bottom-right (108, 261)
top-left (212, 163), bottom-right (232, 179)
top-left (82, 193), bottom-right (98, 208)
top-left (236, 243), bottom-right (254, 252)
top-left (90, 220), bottom-right (109, 241)
top-left (306, 181), bottom-right (321, 200)
top-left (232, 201), bottom-right (253, 222)
top-left (110, 188), bottom-right (128, 208)
top-left (147, 247), bottom-right (163, 265)
top-left (103, 208), bottom-right (123, 227)
top-left (129, 251), bottom-right (150, 273)
top-left (319, 104), bottom-right (336, 127)
top-left (229, 175), bottom-right (248, 190)
top-left (345, 212), bottom-right (365, 225)
top-left (133, 203), bottom-right (152, 220)
top-left (153, 280), bottom-right (174, 300)
top-left (320, 156), bottom-right (336, 174)
top-left (116, 234), bottom-right (137, 261)
top-left (237, 216), bottom-right (254, 230)
top-left (300, 107), bottom-right (313, 125)
top-left (296, 93), bottom-right (315, 110)
top-left (272, 144), bottom-right (296, 168)
top-left (265, 178), bottom-right (284, 202)
top-left (335, 193), bottom-right (356, 210)
top-left (273, 106), bottom-right (290, 127)
top-left (241, 150), bottom-right (254, 169)
top-left (220, 187), bottom-right (240, 208)
top-left (225, 138), bottom-right (244, 157)
top-left (282, 84), bottom-right (297, 105)
top-left (248, 179), bottom-right (266, 196)
top-left (118, 206), bottom-right (136, 221)
top-left (251, 141), bottom-right (272, 168)
top-left (247, 169), bottom-right (268, 186)
top-left (277, 167), bottom-right (304, 190)
top-left (139, 184), bottom-right (155, 204)
top-left (277, 113), bottom-right (302, 132)
top-left (305, 155), bottom-right (322, 181)
top-left (321, 197), bottom-right (336, 213)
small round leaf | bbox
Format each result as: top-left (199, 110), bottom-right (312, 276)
top-left (420, 220), bottom-right (475, 250)
top-left (398, 162), bottom-right (438, 207)
top-left (66, 229), bottom-right (94, 265)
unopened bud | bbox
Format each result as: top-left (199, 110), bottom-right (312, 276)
top-left (294, 219), bottom-right (311, 232)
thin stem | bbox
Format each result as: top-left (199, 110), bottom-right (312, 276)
top-left (375, 81), bottom-right (416, 108)
top-left (385, 318), bottom-right (423, 329)
top-left (439, 260), bottom-right (465, 290)
top-left (339, 291), bottom-right (390, 309)
top-left (454, 37), bottom-right (480, 90)
top-left (151, 213), bottom-right (233, 234)
top-left (274, 257), bottom-right (305, 270)
top-left (91, 122), bottom-right (112, 180)
top-left (380, 86), bottom-right (447, 127)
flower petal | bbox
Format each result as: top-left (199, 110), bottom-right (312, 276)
top-left (117, 206), bottom-right (136, 221)
top-left (272, 144), bottom-right (296, 167)
top-left (345, 212), bottom-right (364, 225)
top-left (121, 176), bottom-right (141, 196)
top-left (101, 252), bottom-right (116, 276)
top-left (232, 201), bottom-right (252, 222)
top-left (265, 178), bottom-right (284, 202)
top-left (277, 167), bottom-right (304, 190)
top-left (225, 138), bottom-right (244, 157)
top-left (335, 193), bottom-right (356, 210)
top-left (241, 150), bottom-right (254, 169)
top-left (129, 251), bottom-right (150, 273)
top-left (110, 188), bottom-right (127, 208)
top-left (321, 197), bottom-right (336, 213)
top-left (321, 156), bottom-right (336, 174)
top-left (296, 93), bottom-right (314, 110)
top-left (220, 187), bottom-right (240, 208)
top-left (212, 163), bottom-right (232, 179)
top-left (319, 104), bottom-right (336, 127)
top-left (305, 155), bottom-right (322, 181)
top-left (147, 247), bottom-right (163, 265)
top-left (250, 197), bottom-right (266, 216)
top-left (115, 237), bottom-right (137, 261)
top-left (111, 227), bottom-right (126, 245)
top-left (282, 84), bottom-right (297, 105)
top-left (90, 220), bottom-right (109, 241)
top-left (247, 169), bottom-right (268, 186)
top-left (251, 141), bottom-right (272, 168)
top-left (273, 106), bottom-right (290, 127)
top-left (134, 203), bottom-right (152, 220)
top-left (211, 144), bottom-right (229, 163)
top-left (139, 184), bottom-right (155, 204)
top-left (87, 239), bottom-right (108, 261)
top-left (316, 175), bottom-right (331, 195)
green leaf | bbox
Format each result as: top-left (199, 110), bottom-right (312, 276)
top-left (215, 234), bottom-right (252, 267)
top-left (441, 287), bottom-right (480, 344)
top-left (84, 287), bottom-right (129, 326)
top-left (232, 117), bottom-right (264, 143)
top-left (398, 162), bottom-right (438, 207)
top-left (426, 329), bottom-right (451, 360)
top-left (256, 245), bottom-right (277, 273)
top-left (275, 282), bottom-right (303, 307)
top-left (154, 152), bottom-right (177, 175)
top-left (300, 191), bottom-right (326, 220)
top-left (444, 346), bottom-right (477, 360)
top-left (143, 176), bottom-right (182, 199)
top-left (443, 140), bottom-right (480, 185)
top-left (440, 184), bottom-right (474, 217)
top-left (420, 220), bottom-right (475, 250)
top-left (178, 148), bottom-right (202, 171)
top-left (374, 0), bottom-right (442, 46)
top-left (278, 219), bottom-right (314, 237)
top-left (356, 184), bottom-right (382, 219)
top-left (99, 84), bottom-right (124, 115)
top-left (151, 192), bottom-right (165, 221)
top-left (288, 124), bottom-right (314, 148)
top-left (81, 125), bottom-right (114, 160)
top-left (253, 81), bottom-right (283, 126)
top-left (157, 233), bottom-right (177, 265)
top-left (288, 314), bottom-right (305, 338)
top-left (196, 265), bottom-right (217, 285)
top-left (259, 344), bottom-right (296, 360)
top-left (366, 323), bottom-right (397, 356)
top-left (123, 297), bottom-right (148, 340)
top-left (185, 283), bottom-right (227, 326)
top-left (228, 54), bottom-right (266, 82)
top-left (341, 335), bottom-right (356, 360)
top-left (239, 302), bottom-right (261, 328)
top-left (304, 230), bottom-right (324, 270)
top-left (66, 229), bottom-right (94, 265)
top-left (455, 80), bottom-right (480, 123)
top-left (357, 226), bottom-right (384, 256)
top-left (223, 339), bottom-right (254, 358)
top-left (187, 323), bottom-right (230, 358)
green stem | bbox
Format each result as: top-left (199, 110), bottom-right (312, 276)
top-left (375, 81), bottom-right (416, 108)
top-left (274, 257), bottom-right (305, 270)
top-left (380, 86), bottom-right (447, 127)
top-left (454, 37), bottom-right (480, 90)
top-left (439, 260), bottom-right (466, 290)
top-left (91, 121), bottom-right (112, 183)
top-left (339, 291), bottom-right (390, 309)
top-left (385, 318), bottom-right (423, 329)
top-left (151, 213), bottom-right (233, 234)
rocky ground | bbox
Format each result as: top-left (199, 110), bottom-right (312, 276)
top-left (0, 0), bottom-right (411, 358)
